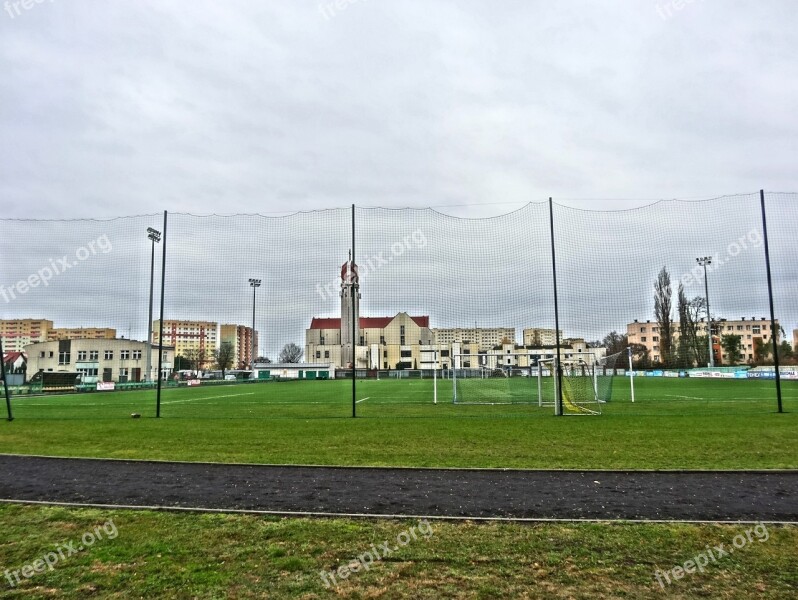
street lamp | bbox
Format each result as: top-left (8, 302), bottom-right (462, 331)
top-left (248, 279), bottom-right (261, 373)
top-left (696, 257), bottom-right (714, 367)
top-left (146, 227), bottom-right (161, 383)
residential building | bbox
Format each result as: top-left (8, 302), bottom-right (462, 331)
top-left (433, 327), bottom-right (515, 352)
top-left (522, 328), bottom-right (563, 347)
top-left (628, 317), bottom-right (780, 365)
top-left (47, 327), bottom-right (117, 341)
top-left (152, 320), bottom-right (219, 367)
top-left (220, 324), bottom-right (258, 369)
top-left (0, 319), bottom-right (53, 353)
top-left (794, 329), bottom-right (798, 353)
top-left (25, 339), bottom-right (174, 383)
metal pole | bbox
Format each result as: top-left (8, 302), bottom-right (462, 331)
top-left (703, 262), bottom-right (714, 367)
top-left (1, 335), bottom-right (13, 421)
top-left (156, 211), bottom-right (168, 418)
top-left (145, 236), bottom-right (156, 382)
top-left (433, 349), bottom-right (437, 405)
top-left (760, 190), bottom-right (783, 413)
top-left (351, 204), bottom-right (357, 418)
top-left (628, 347), bottom-right (635, 403)
top-left (252, 284), bottom-right (256, 371)
top-left (549, 198), bottom-right (564, 416)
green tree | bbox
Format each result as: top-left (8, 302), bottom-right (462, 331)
top-left (721, 335), bottom-right (743, 365)
top-left (213, 342), bottom-right (235, 378)
top-left (654, 267), bottom-right (674, 367)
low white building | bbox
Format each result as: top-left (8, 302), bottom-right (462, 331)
top-left (26, 339), bottom-right (174, 384)
top-left (253, 362), bottom-right (336, 380)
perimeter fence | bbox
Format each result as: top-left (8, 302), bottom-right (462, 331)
top-left (1, 192), bottom-right (796, 419)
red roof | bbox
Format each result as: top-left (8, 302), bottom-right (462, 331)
top-left (309, 316), bottom-right (431, 330)
top-left (310, 318), bottom-right (341, 330)
top-left (3, 351), bottom-right (25, 363)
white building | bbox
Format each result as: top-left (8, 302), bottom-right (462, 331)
top-left (26, 339), bottom-right (174, 384)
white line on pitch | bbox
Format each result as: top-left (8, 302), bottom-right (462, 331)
top-left (356, 397), bottom-right (370, 404)
top-left (162, 393), bottom-right (255, 405)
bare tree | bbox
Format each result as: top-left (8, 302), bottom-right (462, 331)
top-left (654, 267), bottom-right (673, 367)
top-left (279, 343), bottom-right (303, 363)
top-left (213, 342), bottom-right (235, 378)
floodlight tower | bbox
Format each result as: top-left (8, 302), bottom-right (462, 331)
top-left (696, 257), bottom-right (714, 367)
top-left (146, 227), bottom-right (161, 382)
top-left (249, 279), bottom-right (261, 372)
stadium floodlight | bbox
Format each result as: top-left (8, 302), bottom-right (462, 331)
top-left (145, 228), bottom-right (161, 383)
top-left (696, 256), bottom-right (714, 367)
top-left (249, 279), bottom-right (262, 373)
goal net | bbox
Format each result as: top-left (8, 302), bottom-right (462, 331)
top-left (540, 351), bottom-right (624, 415)
top-left (451, 354), bottom-right (537, 405)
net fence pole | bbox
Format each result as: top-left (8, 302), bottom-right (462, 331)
top-left (628, 347), bottom-right (636, 403)
top-left (351, 204), bottom-right (356, 418)
top-left (1, 335), bottom-right (12, 421)
top-left (549, 198), bottom-right (564, 416)
top-left (760, 190), bottom-right (783, 413)
top-left (156, 210), bottom-right (168, 418)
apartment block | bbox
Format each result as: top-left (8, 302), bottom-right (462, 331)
top-left (0, 319), bottom-right (54, 353)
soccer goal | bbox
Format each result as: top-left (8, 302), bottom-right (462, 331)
top-left (540, 352), bottom-right (624, 416)
top-left (451, 354), bottom-right (537, 405)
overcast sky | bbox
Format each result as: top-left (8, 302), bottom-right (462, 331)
top-left (1, 1), bottom-right (797, 219)
top-left (1, 2), bottom-right (797, 356)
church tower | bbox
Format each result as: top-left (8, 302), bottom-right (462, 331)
top-left (340, 252), bottom-right (360, 367)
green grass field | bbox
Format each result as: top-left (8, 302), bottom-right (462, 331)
top-left (0, 504), bottom-right (795, 599)
top-left (1, 377), bottom-right (795, 469)
top-left (2, 378), bottom-right (796, 598)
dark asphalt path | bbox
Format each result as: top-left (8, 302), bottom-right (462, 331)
top-left (0, 455), bottom-right (795, 521)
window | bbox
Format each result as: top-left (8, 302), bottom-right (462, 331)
top-left (753, 326), bottom-right (761, 335)
top-left (121, 350), bottom-right (130, 360)
top-left (39, 351), bottom-right (45, 358)
top-left (132, 350), bottom-right (142, 360)
top-left (383, 350), bottom-right (387, 358)
top-left (320, 336), bottom-right (325, 345)
top-left (641, 327), bottom-right (647, 333)
top-left (641, 337), bottom-right (647, 342)
top-left (58, 351), bottom-right (70, 365)
top-left (105, 350), bottom-right (113, 360)
top-left (441, 350), bottom-right (450, 357)
top-left (77, 351), bottom-right (87, 361)
top-left (89, 350), bottom-right (99, 360)
top-left (324, 351), bottom-right (330, 358)
top-left (737, 326), bottom-right (744, 331)
top-left (652, 336), bottom-right (659, 342)
top-left (380, 336), bottom-right (385, 345)
top-left (463, 361), bottom-right (471, 368)
top-left (49, 351), bottom-right (54, 358)
top-left (315, 351), bottom-right (321, 359)
top-left (400, 350), bottom-right (412, 358)
top-left (119, 368), bottom-right (129, 383)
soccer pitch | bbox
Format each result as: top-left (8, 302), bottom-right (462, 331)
top-left (1, 377), bottom-right (796, 470)
top-left (4, 376), bottom-right (794, 420)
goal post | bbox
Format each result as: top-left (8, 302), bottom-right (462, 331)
top-left (451, 353), bottom-right (543, 405)
top-left (555, 351), bottom-right (624, 416)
